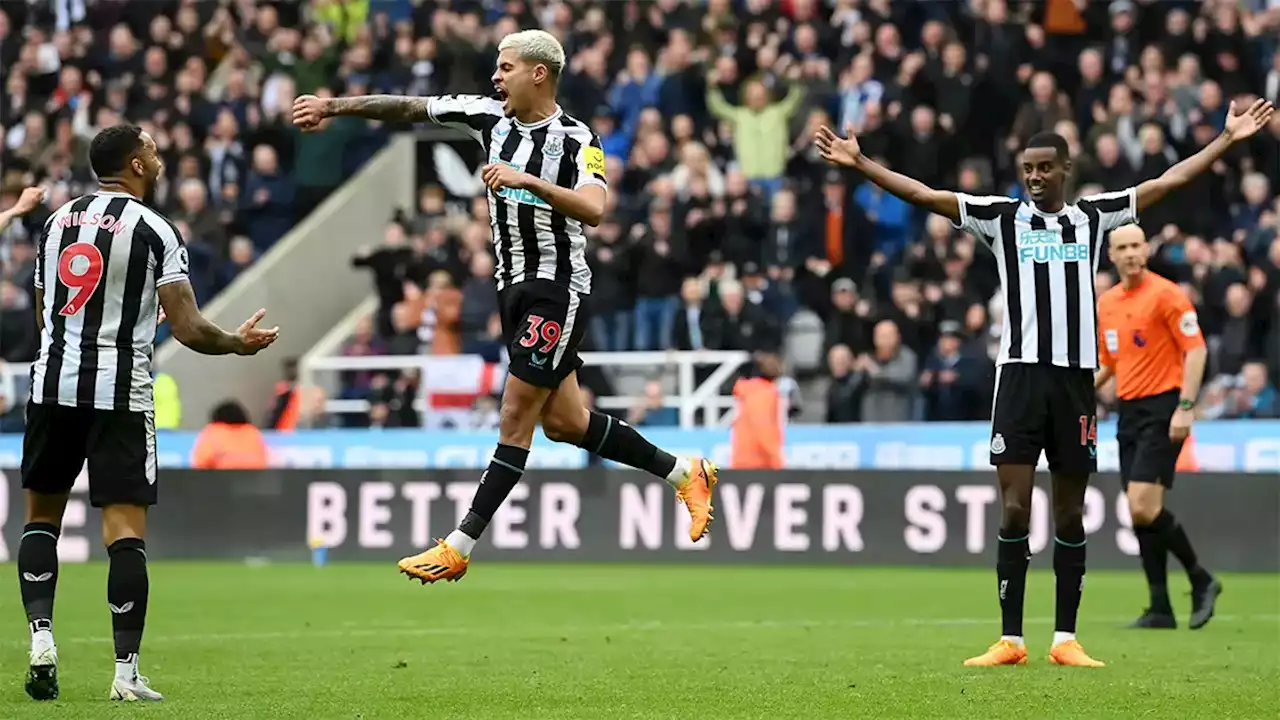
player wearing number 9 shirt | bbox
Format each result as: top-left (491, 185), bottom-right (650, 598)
top-left (293, 30), bottom-right (719, 587)
top-left (16, 124), bottom-right (279, 703)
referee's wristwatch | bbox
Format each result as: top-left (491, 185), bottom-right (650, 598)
top-left (1177, 399), bottom-right (1196, 411)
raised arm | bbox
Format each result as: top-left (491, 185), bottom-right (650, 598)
top-left (293, 93), bottom-right (504, 142)
top-left (815, 123), bottom-right (960, 223)
top-left (293, 93), bottom-right (429, 126)
top-left (1135, 98), bottom-right (1273, 212)
top-left (0, 187), bottom-right (47, 234)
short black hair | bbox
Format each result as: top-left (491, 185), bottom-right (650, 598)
top-left (88, 123), bottom-right (144, 179)
top-left (1024, 131), bottom-right (1070, 162)
top-left (210, 400), bottom-right (251, 425)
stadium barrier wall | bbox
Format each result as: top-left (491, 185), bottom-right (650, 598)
top-left (0, 421), bottom-right (1277, 472)
top-left (1, 469), bottom-right (1276, 571)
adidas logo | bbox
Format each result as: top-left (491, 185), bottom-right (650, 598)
top-left (108, 602), bottom-right (135, 615)
top-left (22, 572), bottom-right (53, 583)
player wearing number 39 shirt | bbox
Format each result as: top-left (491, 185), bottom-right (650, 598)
top-left (16, 124), bottom-right (279, 704)
top-left (293, 30), bottom-right (718, 586)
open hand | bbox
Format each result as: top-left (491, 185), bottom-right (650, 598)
top-left (1224, 98), bottom-right (1275, 143)
top-left (815, 123), bottom-right (863, 168)
top-left (291, 94), bottom-right (330, 132)
top-left (12, 186), bottom-right (46, 215)
top-left (235, 308), bottom-right (280, 355)
top-left (481, 163), bottom-right (532, 192)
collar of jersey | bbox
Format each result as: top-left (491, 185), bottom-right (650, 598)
top-left (95, 190), bottom-right (137, 199)
top-left (1024, 201), bottom-right (1069, 218)
top-left (513, 105), bottom-right (563, 130)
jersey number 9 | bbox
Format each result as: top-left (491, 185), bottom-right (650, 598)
top-left (57, 243), bottom-right (105, 316)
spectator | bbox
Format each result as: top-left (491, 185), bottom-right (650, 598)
top-left (631, 200), bottom-right (684, 351)
top-left (1226, 362), bottom-right (1280, 419)
top-left (859, 319), bottom-right (917, 423)
top-left (191, 401), bottom-right (268, 470)
top-left (825, 344), bottom-right (862, 423)
top-left (705, 66), bottom-right (805, 201)
top-left (628, 380), bottom-right (678, 428)
top-left (920, 321), bottom-right (987, 422)
top-left (0, 279), bottom-right (34, 361)
top-left (239, 144), bottom-right (296, 251)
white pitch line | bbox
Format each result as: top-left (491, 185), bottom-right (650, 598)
top-left (6, 614), bottom-right (1277, 648)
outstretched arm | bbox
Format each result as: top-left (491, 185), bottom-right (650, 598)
top-left (815, 124), bottom-right (960, 223)
top-left (1136, 98), bottom-right (1274, 212)
top-left (322, 95), bottom-right (431, 123)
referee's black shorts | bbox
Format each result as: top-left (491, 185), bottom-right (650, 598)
top-left (1117, 389), bottom-right (1182, 489)
top-left (989, 362), bottom-right (1097, 475)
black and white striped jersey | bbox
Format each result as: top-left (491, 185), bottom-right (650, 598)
top-left (953, 187), bottom-right (1138, 369)
top-left (29, 191), bottom-right (189, 412)
top-left (428, 94), bottom-right (605, 295)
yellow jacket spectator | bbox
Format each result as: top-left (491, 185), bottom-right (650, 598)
top-left (153, 372), bottom-right (181, 429)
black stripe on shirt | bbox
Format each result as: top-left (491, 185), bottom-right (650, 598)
top-left (1058, 212), bottom-right (1083, 367)
top-left (519, 128), bottom-right (547, 283)
top-left (1029, 214), bottom-right (1053, 363)
top-left (117, 212), bottom-right (162, 409)
top-left (493, 128), bottom-right (524, 288)
top-left (41, 194), bottom-right (96, 403)
top-left (999, 210), bottom-right (1021, 360)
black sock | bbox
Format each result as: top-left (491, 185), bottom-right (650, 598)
top-left (107, 538), bottom-right (149, 663)
top-left (996, 528), bottom-right (1030, 637)
top-left (579, 411), bottom-right (678, 479)
top-left (18, 523), bottom-right (60, 632)
top-left (1133, 522), bottom-right (1172, 613)
top-left (1054, 528), bottom-right (1087, 634)
top-left (460, 444), bottom-right (529, 540)
top-left (1151, 510), bottom-right (1210, 585)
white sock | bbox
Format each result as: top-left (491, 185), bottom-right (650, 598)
top-left (30, 629), bottom-right (54, 654)
top-left (1052, 631), bottom-right (1076, 648)
top-left (444, 529), bottom-right (477, 557)
top-left (115, 653), bottom-right (138, 681)
top-left (665, 457), bottom-right (692, 489)
top-left (1000, 635), bottom-right (1025, 647)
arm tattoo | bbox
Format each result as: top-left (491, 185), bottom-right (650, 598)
top-left (327, 95), bottom-right (431, 123)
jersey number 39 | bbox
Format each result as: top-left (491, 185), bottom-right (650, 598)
top-left (57, 243), bottom-right (105, 316)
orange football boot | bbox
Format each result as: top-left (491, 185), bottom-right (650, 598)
top-left (1049, 640), bottom-right (1106, 667)
top-left (397, 539), bottom-right (469, 584)
top-left (963, 639), bottom-right (1028, 667)
top-left (675, 458), bottom-right (718, 542)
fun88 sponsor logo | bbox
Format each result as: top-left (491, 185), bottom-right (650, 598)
top-left (1018, 230), bottom-right (1089, 263)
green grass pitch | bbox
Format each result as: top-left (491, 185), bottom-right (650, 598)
top-left (0, 563), bottom-right (1277, 719)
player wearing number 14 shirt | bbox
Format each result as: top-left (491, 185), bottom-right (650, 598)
top-left (16, 124), bottom-right (278, 703)
top-left (292, 30), bottom-right (718, 586)
top-left (814, 98), bottom-right (1274, 668)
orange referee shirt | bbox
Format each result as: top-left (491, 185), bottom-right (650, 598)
top-left (1097, 271), bottom-right (1204, 401)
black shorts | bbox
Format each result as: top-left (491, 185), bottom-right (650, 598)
top-left (1117, 389), bottom-right (1181, 489)
top-left (21, 403), bottom-right (158, 508)
top-left (989, 363), bottom-right (1097, 474)
top-left (498, 279), bottom-right (588, 389)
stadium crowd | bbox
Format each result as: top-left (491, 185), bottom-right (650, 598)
top-left (0, 0), bottom-right (1278, 431)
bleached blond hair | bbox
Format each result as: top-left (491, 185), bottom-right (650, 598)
top-left (498, 29), bottom-right (566, 81)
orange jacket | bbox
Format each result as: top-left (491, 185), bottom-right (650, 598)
top-left (192, 422), bottom-right (269, 470)
top-left (731, 377), bottom-right (785, 469)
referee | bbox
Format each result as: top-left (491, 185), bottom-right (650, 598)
top-left (1095, 225), bottom-right (1221, 630)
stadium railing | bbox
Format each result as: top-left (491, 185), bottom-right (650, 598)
top-left (298, 349), bottom-right (751, 428)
